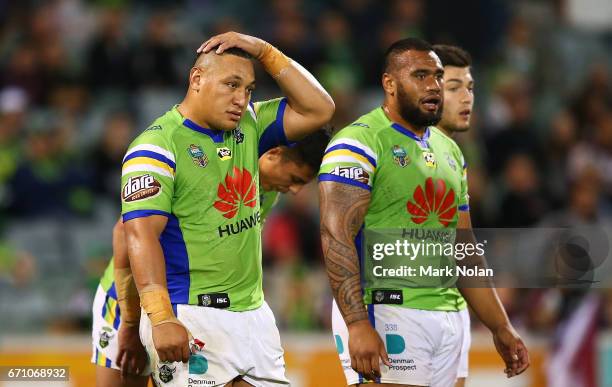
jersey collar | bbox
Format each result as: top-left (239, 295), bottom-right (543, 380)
top-left (182, 118), bottom-right (225, 143)
top-left (391, 122), bottom-right (431, 149)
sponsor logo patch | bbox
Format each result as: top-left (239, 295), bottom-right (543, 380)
top-left (213, 167), bottom-right (257, 219)
top-left (406, 177), bottom-right (456, 227)
top-left (232, 126), bottom-right (244, 143)
top-left (422, 151), bottom-right (436, 168)
top-left (188, 144), bottom-right (208, 168)
top-left (144, 124), bottom-right (162, 131)
top-left (217, 147), bottom-right (232, 160)
top-left (392, 145), bottom-right (410, 167)
top-left (330, 166), bottom-right (370, 184)
top-left (122, 174), bottom-right (161, 202)
top-left (372, 290), bottom-right (403, 304)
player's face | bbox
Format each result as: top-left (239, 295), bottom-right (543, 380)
top-left (438, 66), bottom-right (474, 132)
top-left (389, 50), bottom-right (444, 127)
top-left (195, 55), bottom-right (255, 131)
top-left (259, 148), bottom-right (315, 194)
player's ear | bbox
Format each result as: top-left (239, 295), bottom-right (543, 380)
top-left (382, 73), bottom-right (395, 96)
top-left (189, 67), bottom-right (204, 92)
top-left (267, 147), bottom-right (282, 160)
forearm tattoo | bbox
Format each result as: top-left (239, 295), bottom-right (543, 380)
top-left (319, 182), bottom-right (370, 325)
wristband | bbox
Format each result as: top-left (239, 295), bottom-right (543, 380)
top-left (257, 42), bottom-right (292, 78)
top-left (140, 284), bottom-right (182, 327)
top-left (114, 267), bottom-right (141, 327)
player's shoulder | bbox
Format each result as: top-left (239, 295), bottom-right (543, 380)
top-left (129, 107), bottom-right (182, 151)
top-left (430, 126), bottom-right (462, 153)
top-left (331, 108), bottom-right (388, 145)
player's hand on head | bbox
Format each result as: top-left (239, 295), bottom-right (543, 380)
top-left (347, 320), bottom-right (390, 381)
top-left (116, 323), bottom-right (148, 378)
top-left (152, 322), bottom-right (191, 364)
top-left (197, 31), bottom-right (265, 58)
top-left (492, 323), bottom-right (530, 378)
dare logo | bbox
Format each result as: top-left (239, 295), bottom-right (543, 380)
top-left (213, 167), bottom-right (257, 219)
top-left (122, 174), bottom-right (161, 202)
top-left (406, 177), bottom-right (457, 227)
top-left (330, 166), bottom-right (370, 184)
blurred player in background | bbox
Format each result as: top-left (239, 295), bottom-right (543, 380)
top-left (432, 44), bottom-right (475, 387)
top-left (92, 130), bottom-right (330, 387)
top-left (119, 31), bottom-right (333, 386)
top-left (319, 38), bottom-right (528, 386)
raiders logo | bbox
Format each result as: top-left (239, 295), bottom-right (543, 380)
top-left (158, 363), bottom-right (176, 383)
top-left (122, 174), bottom-right (161, 202)
top-left (98, 327), bottom-right (114, 349)
top-left (374, 291), bottom-right (385, 303)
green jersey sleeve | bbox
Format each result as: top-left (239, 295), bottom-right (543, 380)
top-left (456, 147), bottom-right (469, 211)
top-left (318, 126), bottom-right (378, 191)
top-left (252, 98), bottom-right (292, 156)
top-left (121, 130), bottom-right (176, 221)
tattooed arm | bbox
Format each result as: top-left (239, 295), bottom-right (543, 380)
top-left (319, 181), bottom-right (390, 380)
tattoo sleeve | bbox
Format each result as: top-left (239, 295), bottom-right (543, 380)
top-left (319, 181), bottom-right (371, 325)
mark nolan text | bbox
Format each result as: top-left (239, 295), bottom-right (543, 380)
top-left (373, 265), bottom-right (494, 277)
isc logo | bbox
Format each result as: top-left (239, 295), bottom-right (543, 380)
top-left (390, 294), bottom-right (401, 300)
top-left (122, 174), bottom-right (161, 202)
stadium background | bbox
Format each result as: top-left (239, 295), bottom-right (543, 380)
top-left (0, 0), bottom-right (610, 386)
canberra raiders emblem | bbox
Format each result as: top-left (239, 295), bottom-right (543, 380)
top-left (158, 363), bottom-right (176, 383)
top-left (374, 291), bottom-right (385, 303)
top-left (99, 327), bottom-right (114, 348)
top-left (392, 145), bottom-right (409, 167)
top-left (232, 126), bottom-right (244, 143)
top-left (188, 144), bottom-right (208, 168)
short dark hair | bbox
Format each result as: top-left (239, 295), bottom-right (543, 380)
top-left (383, 38), bottom-right (434, 74)
top-left (433, 45), bottom-right (472, 68)
top-left (194, 47), bottom-right (253, 65)
top-left (283, 126), bottom-right (332, 172)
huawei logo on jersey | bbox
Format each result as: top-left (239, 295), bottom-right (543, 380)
top-left (213, 167), bottom-right (257, 219)
top-left (406, 177), bottom-right (457, 227)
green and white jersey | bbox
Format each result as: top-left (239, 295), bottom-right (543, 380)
top-left (99, 187), bottom-right (279, 303)
top-left (121, 99), bottom-right (291, 311)
top-left (319, 107), bottom-right (468, 311)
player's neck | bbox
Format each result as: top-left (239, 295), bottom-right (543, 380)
top-left (382, 104), bottom-right (427, 137)
top-left (177, 99), bottom-right (212, 129)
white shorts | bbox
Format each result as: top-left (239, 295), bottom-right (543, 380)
top-left (457, 308), bottom-right (471, 379)
top-left (140, 301), bottom-right (290, 387)
top-left (332, 300), bottom-right (463, 387)
top-left (91, 284), bottom-right (152, 375)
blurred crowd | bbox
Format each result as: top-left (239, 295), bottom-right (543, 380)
top-left (0, 0), bottom-right (610, 343)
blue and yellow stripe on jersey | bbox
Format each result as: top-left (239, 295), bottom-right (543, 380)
top-left (122, 144), bottom-right (176, 179)
top-left (319, 139), bottom-right (378, 190)
top-left (321, 140), bottom-right (377, 173)
top-left (94, 347), bottom-right (112, 368)
top-left (101, 282), bottom-right (121, 330)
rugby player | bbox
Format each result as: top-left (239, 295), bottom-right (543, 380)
top-left (120, 31), bottom-right (333, 386)
top-left (433, 44), bottom-right (474, 387)
top-left (319, 38), bottom-right (529, 386)
top-left (92, 131), bottom-right (331, 387)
